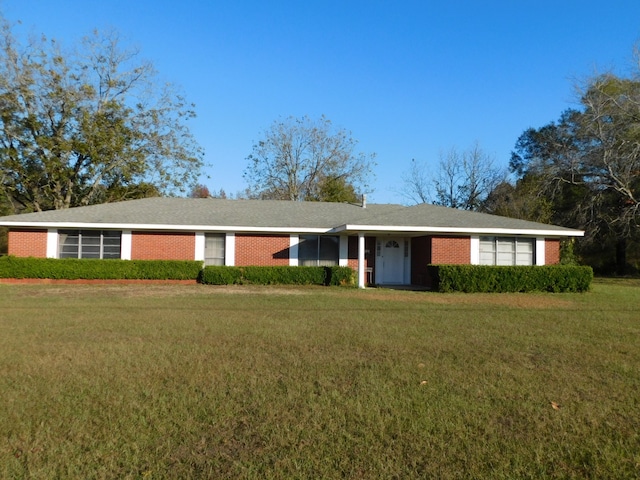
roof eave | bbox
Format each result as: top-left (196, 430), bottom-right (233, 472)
top-left (0, 220), bottom-right (333, 234)
top-left (0, 220), bottom-right (585, 237)
top-left (333, 224), bottom-right (585, 237)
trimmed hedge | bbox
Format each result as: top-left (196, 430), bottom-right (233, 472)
top-left (427, 264), bottom-right (593, 293)
top-left (198, 266), bottom-right (244, 285)
top-left (0, 257), bottom-right (358, 286)
top-left (0, 256), bottom-right (202, 280)
top-left (200, 265), bottom-right (356, 286)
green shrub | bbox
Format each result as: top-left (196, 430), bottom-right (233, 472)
top-left (199, 265), bottom-right (356, 286)
top-left (427, 264), bottom-right (593, 293)
top-left (0, 256), bottom-right (202, 280)
top-left (198, 266), bottom-right (243, 285)
top-left (325, 266), bottom-right (356, 286)
top-left (242, 266), bottom-right (325, 285)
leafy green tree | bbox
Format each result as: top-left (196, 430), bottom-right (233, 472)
top-left (481, 177), bottom-right (555, 224)
top-left (244, 115), bottom-right (375, 201)
top-left (0, 191), bottom-right (10, 254)
top-left (509, 70), bottom-right (640, 273)
top-left (307, 176), bottom-right (359, 203)
top-left (0, 17), bottom-right (203, 213)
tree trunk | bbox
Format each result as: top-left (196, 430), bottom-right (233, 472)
top-left (615, 238), bottom-right (628, 275)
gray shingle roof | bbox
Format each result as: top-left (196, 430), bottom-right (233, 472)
top-left (360, 203), bottom-right (577, 231)
top-left (0, 197), bottom-right (583, 236)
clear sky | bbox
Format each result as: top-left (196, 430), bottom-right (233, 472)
top-left (3, 1), bottom-right (640, 203)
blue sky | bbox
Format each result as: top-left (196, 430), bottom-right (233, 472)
top-left (3, 1), bottom-right (640, 203)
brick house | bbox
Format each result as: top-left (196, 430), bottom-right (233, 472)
top-left (0, 197), bottom-right (584, 288)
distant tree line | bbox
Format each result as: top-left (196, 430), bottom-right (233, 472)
top-left (404, 50), bottom-right (640, 274)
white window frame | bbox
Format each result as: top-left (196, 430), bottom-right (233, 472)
top-left (225, 233), bottom-right (235, 266)
top-left (47, 229), bottom-right (58, 258)
top-left (478, 236), bottom-right (536, 266)
top-left (298, 235), bottom-right (340, 267)
top-left (339, 235), bottom-right (348, 267)
top-left (535, 237), bottom-right (546, 265)
top-left (58, 229), bottom-right (122, 259)
top-left (289, 235), bottom-right (299, 266)
top-left (204, 233), bottom-right (226, 266)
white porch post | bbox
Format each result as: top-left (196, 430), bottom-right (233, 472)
top-left (357, 233), bottom-right (366, 288)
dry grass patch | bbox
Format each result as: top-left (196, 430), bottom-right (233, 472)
top-left (9, 283), bottom-right (314, 299)
top-left (353, 288), bottom-right (578, 309)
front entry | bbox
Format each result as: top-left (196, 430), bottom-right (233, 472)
top-left (380, 238), bottom-right (405, 284)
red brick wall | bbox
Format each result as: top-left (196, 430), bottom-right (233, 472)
top-left (235, 234), bottom-right (290, 266)
top-left (8, 229), bottom-right (48, 258)
top-left (545, 239), bottom-right (561, 265)
top-left (431, 236), bottom-right (471, 264)
top-left (131, 232), bottom-right (195, 260)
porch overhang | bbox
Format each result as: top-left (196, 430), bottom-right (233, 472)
top-left (332, 224), bottom-right (584, 289)
top-left (331, 224), bottom-right (585, 238)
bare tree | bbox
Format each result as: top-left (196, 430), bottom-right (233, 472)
top-left (244, 115), bottom-right (375, 201)
top-left (400, 159), bottom-right (430, 204)
top-left (402, 143), bottom-right (505, 210)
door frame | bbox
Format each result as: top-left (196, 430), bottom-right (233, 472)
top-left (374, 236), bottom-right (411, 285)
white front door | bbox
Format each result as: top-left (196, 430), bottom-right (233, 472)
top-left (381, 238), bottom-right (405, 284)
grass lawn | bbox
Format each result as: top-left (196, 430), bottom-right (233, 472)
top-left (1, 279), bottom-right (639, 479)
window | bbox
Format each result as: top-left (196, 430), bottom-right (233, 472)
top-left (205, 233), bottom-right (225, 266)
top-left (59, 230), bottom-right (121, 259)
top-left (298, 235), bottom-right (339, 266)
top-left (479, 237), bottom-right (534, 266)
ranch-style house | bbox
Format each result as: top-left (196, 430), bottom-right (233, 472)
top-left (0, 197), bottom-right (585, 288)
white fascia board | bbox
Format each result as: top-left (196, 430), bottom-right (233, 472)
top-left (0, 221), bottom-right (331, 234)
top-left (1, 220), bottom-right (585, 238)
top-left (333, 224), bottom-right (585, 237)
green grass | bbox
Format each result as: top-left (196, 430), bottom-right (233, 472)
top-left (1, 280), bottom-right (639, 479)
